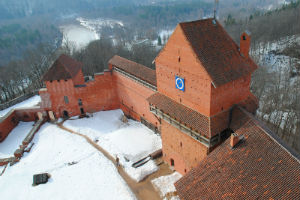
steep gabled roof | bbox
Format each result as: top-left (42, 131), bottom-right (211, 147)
top-left (109, 55), bottom-right (157, 86)
top-left (174, 18), bottom-right (257, 87)
top-left (42, 54), bottom-right (83, 82)
top-left (175, 106), bottom-right (300, 200)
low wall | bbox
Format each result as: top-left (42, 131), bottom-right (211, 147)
top-left (0, 110), bottom-right (19, 142)
top-left (0, 107), bottom-right (46, 142)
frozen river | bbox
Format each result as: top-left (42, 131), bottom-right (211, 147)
top-left (60, 24), bottom-right (99, 49)
top-left (60, 17), bottom-right (123, 50)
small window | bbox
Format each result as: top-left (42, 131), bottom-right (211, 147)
top-left (180, 142), bottom-right (182, 147)
top-left (11, 117), bottom-right (17, 124)
top-left (64, 96), bottom-right (69, 104)
top-left (57, 80), bottom-right (60, 82)
top-left (171, 159), bottom-right (175, 166)
top-left (78, 99), bottom-right (82, 106)
top-left (65, 79), bottom-right (68, 82)
top-left (243, 35), bottom-right (246, 40)
top-left (184, 169), bottom-right (187, 173)
top-left (50, 80), bottom-right (53, 83)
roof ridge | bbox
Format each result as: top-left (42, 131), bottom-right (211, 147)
top-left (178, 23), bottom-right (214, 85)
top-left (237, 106), bottom-right (300, 164)
top-left (58, 59), bottom-right (72, 77)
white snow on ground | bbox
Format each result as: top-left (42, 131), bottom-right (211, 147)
top-left (151, 172), bottom-right (182, 200)
top-left (0, 95), bottom-right (41, 117)
top-left (0, 122), bottom-right (34, 158)
top-left (77, 17), bottom-right (124, 31)
top-left (0, 123), bottom-right (136, 200)
top-left (64, 109), bottom-right (162, 182)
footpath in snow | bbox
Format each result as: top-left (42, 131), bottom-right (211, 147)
top-left (0, 123), bottom-right (136, 200)
top-left (0, 95), bottom-right (41, 118)
top-left (64, 109), bottom-right (162, 182)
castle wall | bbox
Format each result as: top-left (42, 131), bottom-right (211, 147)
top-left (161, 120), bottom-right (209, 175)
top-left (113, 70), bottom-right (159, 127)
top-left (75, 71), bottom-right (119, 114)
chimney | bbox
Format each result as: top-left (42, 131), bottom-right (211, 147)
top-left (230, 133), bottom-right (240, 148)
top-left (240, 31), bottom-right (251, 59)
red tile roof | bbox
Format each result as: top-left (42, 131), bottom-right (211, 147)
top-left (175, 106), bottom-right (300, 200)
top-left (109, 55), bottom-right (157, 86)
top-left (42, 54), bottom-right (83, 81)
top-left (179, 19), bottom-right (258, 87)
top-left (147, 93), bottom-right (209, 138)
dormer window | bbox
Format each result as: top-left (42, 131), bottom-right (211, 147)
top-left (243, 35), bottom-right (246, 40)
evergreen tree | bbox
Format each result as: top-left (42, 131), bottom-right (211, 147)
top-left (157, 36), bottom-right (162, 46)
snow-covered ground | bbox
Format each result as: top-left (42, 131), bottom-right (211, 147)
top-left (0, 122), bottom-right (34, 158)
top-left (252, 34), bottom-right (300, 72)
top-left (152, 172), bottom-right (182, 200)
top-left (0, 123), bottom-right (136, 200)
top-left (64, 109), bottom-right (162, 182)
top-left (0, 95), bottom-right (41, 118)
top-left (77, 17), bottom-right (123, 31)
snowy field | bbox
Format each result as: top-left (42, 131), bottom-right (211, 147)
top-left (152, 172), bottom-right (182, 200)
top-left (0, 122), bottom-right (34, 158)
top-left (0, 123), bottom-right (136, 200)
top-left (64, 109), bottom-right (162, 182)
top-left (0, 95), bottom-right (41, 118)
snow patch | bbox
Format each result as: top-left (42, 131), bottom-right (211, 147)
top-left (0, 123), bottom-right (136, 200)
top-left (0, 95), bottom-right (41, 118)
top-left (64, 109), bottom-right (162, 182)
top-left (151, 172), bottom-right (182, 199)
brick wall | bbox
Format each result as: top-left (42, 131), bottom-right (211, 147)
top-left (210, 74), bottom-right (252, 116)
top-left (45, 79), bottom-right (79, 117)
top-left (15, 108), bottom-right (45, 122)
top-left (161, 120), bottom-right (209, 175)
top-left (0, 111), bottom-right (19, 142)
top-left (113, 70), bottom-right (159, 126)
top-left (75, 71), bottom-right (119, 114)
top-left (0, 107), bottom-right (46, 142)
top-left (155, 25), bottom-right (212, 117)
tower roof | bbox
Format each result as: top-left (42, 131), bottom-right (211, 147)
top-left (42, 54), bottom-right (83, 82)
top-left (165, 18), bottom-right (258, 87)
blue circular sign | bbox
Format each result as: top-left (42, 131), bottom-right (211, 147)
top-left (175, 77), bottom-right (184, 91)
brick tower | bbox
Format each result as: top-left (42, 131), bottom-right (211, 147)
top-left (147, 19), bottom-right (258, 174)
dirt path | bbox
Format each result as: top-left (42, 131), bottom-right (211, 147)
top-left (57, 124), bottom-right (173, 200)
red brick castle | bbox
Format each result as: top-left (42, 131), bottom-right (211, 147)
top-left (1, 18), bottom-right (299, 199)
